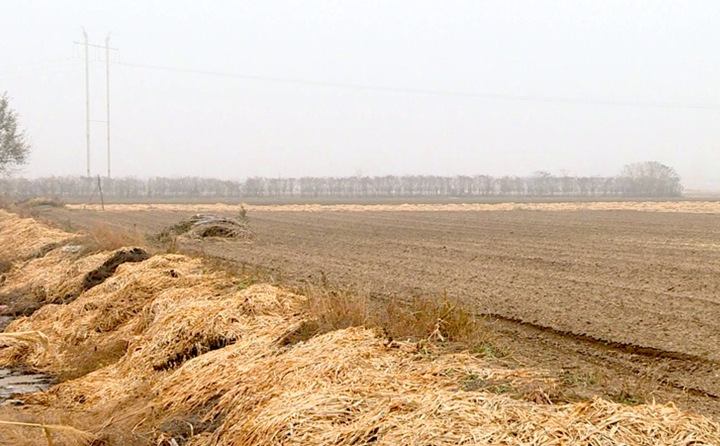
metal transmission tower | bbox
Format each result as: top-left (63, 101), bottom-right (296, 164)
top-left (75, 29), bottom-right (118, 178)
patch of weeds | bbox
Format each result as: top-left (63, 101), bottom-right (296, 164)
top-left (559, 369), bottom-right (599, 387)
top-left (165, 235), bottom-right (179, 254)
top-left (158, 213), bottom-right (253, 243)
top-left (460, 372), bottom-right (511, 394)
top-left (299, 280), bottom-right (495, 357)
top-left (414, 339), bottom-right (435, 356)
top-left (303, 285), bottom-right (370, 332)
top-left (235, 277), bottom-right (257, 291)
top-left (469, 343), bottom-right (509, 359)
top-left (609, 389), bottom-right (642, 406)
top-left (606, 372), bottom-right (661, 406)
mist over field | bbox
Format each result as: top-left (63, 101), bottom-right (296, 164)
top-left (1, 2), bottom-right (719, 190)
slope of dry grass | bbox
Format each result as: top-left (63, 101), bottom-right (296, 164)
top-left (1, 210), bottom-right (719, 445)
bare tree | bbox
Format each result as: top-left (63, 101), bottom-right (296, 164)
top-left (0, 93), bottom-right (31, 176)
top-left (619, 161), bottom-right (683, 197)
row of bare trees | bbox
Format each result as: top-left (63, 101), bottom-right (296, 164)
top-left (0, 162), bottom-right (682, 201)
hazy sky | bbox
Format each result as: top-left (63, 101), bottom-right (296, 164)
top-left (1, 1), bottom-right (719, 188)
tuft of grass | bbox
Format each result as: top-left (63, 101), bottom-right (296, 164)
top-left (393, 292), bottom-right (479, 343)
top-left (302, 285), bottom-right (370, 333)
top-left (607, 370), bottom-right (663, 407)
top-left (469, 343), bottom-right (510, 359)
top-left (560, 369), bottom-right (599, 387)
top-left (84, 223), bottom-right (147, 253)
top-left (609, 388), bottom-right (643, 406)
top-left (301, 283), bottom-right (488, 346)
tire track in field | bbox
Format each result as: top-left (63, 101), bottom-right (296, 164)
top-left (484, 312), bottom-right (720, 401)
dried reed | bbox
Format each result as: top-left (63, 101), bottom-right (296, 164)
top-left (0, 209), bottom-right (719, 445)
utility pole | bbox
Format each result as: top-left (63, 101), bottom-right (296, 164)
top-left (83, 28), bottom-right (90, 177)
top-left (75, 30), bottom-right (118, 178)
top-left (105, 33), bottom-right (111, 178)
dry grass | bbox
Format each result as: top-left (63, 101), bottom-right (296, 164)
top-left (0, 408), bottom-right (94, 446)
top-left (67, 201), bottom-right (720, 214)
top-left (3, 253), bottom-right (720, 445)
top-left (22, 197), bottom-right (65, 208)
top-left (0, 246), bottom-right (150, 318)
top-left (0, 210), bottom-right (74, 262)
top-left (83, 222), bottom-right (147, 253)
top-left (302, 283), bottom-right (486, 345)
top-left (2, 209), bottom-right (720, 445)
top-left (0, 212), bottom-right (150, 319)
top-left (0, 258), bottom-right (12, 274)
top-left (0, 331), bottom-right (49, 351)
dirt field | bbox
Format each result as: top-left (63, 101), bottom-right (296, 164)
top-left (43, 202), bottom-right (720, 416)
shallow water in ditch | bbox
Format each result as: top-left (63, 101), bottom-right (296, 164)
top-left (0, 367), bottom-right (54, 403)
top-left (1, 316), bottom-right (54, 403)
top-left (0, 316), bottom-right (12, 332)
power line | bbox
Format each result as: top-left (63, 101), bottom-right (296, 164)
top-left (0, 58), bottom-right (75, 71)
top-left (120, 61), bottom-right (720, 111)
top-left (0, 66), bottom-right (81, 82)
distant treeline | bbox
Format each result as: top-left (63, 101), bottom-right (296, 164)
top-left (0, 162), bottom-right (682, 200)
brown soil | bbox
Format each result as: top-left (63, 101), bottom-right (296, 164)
top-left (42, 203), bottom-right (720, 417)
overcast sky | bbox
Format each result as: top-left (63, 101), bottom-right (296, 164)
top-left (1, 1), bottom-right (719, 189)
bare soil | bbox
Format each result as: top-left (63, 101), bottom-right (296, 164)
top-left (41, 203), bottom-right (720, 417)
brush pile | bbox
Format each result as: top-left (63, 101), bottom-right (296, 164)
top-left (1, 210), bottom-right (720, 445)
top-left (158, 214), bottom-right (253, 242)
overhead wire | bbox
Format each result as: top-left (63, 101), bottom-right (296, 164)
top-left (0, 58), bottom-right (75, 71)
top-left (0, 64), bottom-right (82, 82)
top-left (119, 61), bottom-right (720, 111)
top-left (3, 57), bottom-right (717, 111)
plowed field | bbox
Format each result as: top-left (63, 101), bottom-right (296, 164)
top-left (44, 202), bottom-right (720, 416)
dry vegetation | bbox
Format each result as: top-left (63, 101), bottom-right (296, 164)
top-left (68, 200), bottom-right (720, 214)
top-left (83, 222), bottom-right (147, 253)
top-left (301, 284), bottom-right (483, 345)
top-left (1, 208), bottom-right (719, 445)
